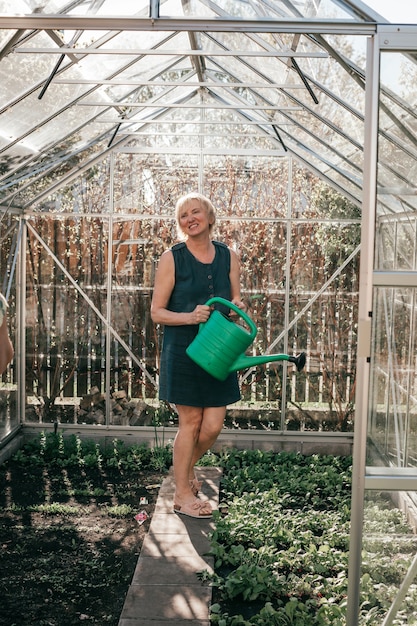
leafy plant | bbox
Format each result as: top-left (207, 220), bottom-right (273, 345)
top-left (9, 432), bottom-right (173, 473)
top-left (105, 504), bottom-right (134, 517)
top-left (203, 450), bottom-right (417, 626)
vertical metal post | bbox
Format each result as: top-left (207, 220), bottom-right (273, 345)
top-left (198, 102), bottom-right (204, 192)
top-left (149, 0), bottom-right (160, 19)
top-left (105, 153), bottom-right (115, 425)
top-left (281, 155), bottom-right (292, 429)
top-left (346, 34), bottom-right (380, 626)
top-left (16, 218), bottom-right (27, 422)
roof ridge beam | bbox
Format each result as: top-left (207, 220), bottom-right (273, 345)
top-left (1, 15), bottom-right (379, 35)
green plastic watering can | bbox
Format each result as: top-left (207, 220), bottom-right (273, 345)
top-left (186, 297), bottom-right (306, 381)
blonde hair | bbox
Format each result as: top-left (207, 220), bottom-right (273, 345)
top-left (175, 192), bottom-right (216, 239)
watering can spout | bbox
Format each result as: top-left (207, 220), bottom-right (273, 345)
top-left (230, 351), bottom-right (306, 374)
top-left (288, 352), bottom-right (306, 371)
top-left (185, 297), bottom-right (306, 381)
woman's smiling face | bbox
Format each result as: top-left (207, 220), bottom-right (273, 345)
top-left (178, 200), bottom-right (212, 237)
top-left (175, 193), bottom-right (216, 240)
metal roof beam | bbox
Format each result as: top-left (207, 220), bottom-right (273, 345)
top-left (0, 15), bottom-right (379, 35)
top-left (53, 79), bottom-right (307, 88)
top-left (15, 47), bottom-right (329, 57)
top-left (76, 102), bottom-right (302, 110)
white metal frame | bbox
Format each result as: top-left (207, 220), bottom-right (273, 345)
top-left (347, 24), bottom-right (417, 626)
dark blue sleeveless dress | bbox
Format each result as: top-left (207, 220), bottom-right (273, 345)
top-left (158, 241), bottom-right (241, 407)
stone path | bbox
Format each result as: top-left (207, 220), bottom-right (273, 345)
top-left (118, 466), bottom-right (222, 625)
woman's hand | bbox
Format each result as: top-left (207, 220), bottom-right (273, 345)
top-left (231, 298), bottom-right (246, 312)
top-left (227, 297), bottom-right (246, 321)
top-left (190, 304), bottom-right (211, 325)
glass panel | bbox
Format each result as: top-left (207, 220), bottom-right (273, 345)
top-left (204, 155), bottom-right (288, 218)
top-left (376, 51), bottom-right (417, 219)
top-left (361, 490), bottom-right (417, 624)
top-left (110, 217), bottom-right (161, 417)
top-left (290, 221), bottom-right (359, 431)
top-left (370, 286), bottom-right (417, 469)
top-left (25, 216), bottom-right (109, 424)
top-left (27, 158), bottom-right (111, 214)
top-left (113, 152), bottom-right (199, 215)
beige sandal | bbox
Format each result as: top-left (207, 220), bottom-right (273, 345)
top-left (173, 497), bottom-right (212, 519)
top-left (189, 477), bottom-right (203, 497)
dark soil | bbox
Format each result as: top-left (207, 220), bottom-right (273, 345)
top-left (0, 460), bottom-right (167, 626)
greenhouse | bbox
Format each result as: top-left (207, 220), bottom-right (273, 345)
top-left (1, 0), bottom-right (417, 624)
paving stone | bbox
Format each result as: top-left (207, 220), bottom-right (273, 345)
top-left (140, 531), bottom-right (212, 558)
top-left (132, 555), bottom-right (213, 585)
top-left (119, 579), bottom-right (212, 620)
top-left (149, 511), bottom-right (215, 534)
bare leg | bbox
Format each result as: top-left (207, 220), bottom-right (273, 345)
top-left (190, 406), bottom-right (226, 470)
top-left (173, 405), bottom-right (204, 502)
top-left (172, 405), bottom-right (225, 516)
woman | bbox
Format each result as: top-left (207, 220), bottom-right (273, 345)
top-left (151, 192), bottom-right (245, 519)
top-left (0, 293), bottom-right (14, 375)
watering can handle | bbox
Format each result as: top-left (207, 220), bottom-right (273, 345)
top-left (204, 297), bottom-right (258, 340)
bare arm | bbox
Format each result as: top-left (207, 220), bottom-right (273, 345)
top-left (150, 250), bottom-right (210, 326)
top-left (229, 248), bottom-right (245, 310)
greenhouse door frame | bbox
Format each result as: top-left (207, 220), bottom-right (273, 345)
top-left (347, 25), bottom-right (417, 626)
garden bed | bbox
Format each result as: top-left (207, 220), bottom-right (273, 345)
top-left (2, 436), bottom-right (416, 626)
top-left (0, 434), bottom-right (171, 626)
top-left (205, 449), bottom-right (417, 625)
